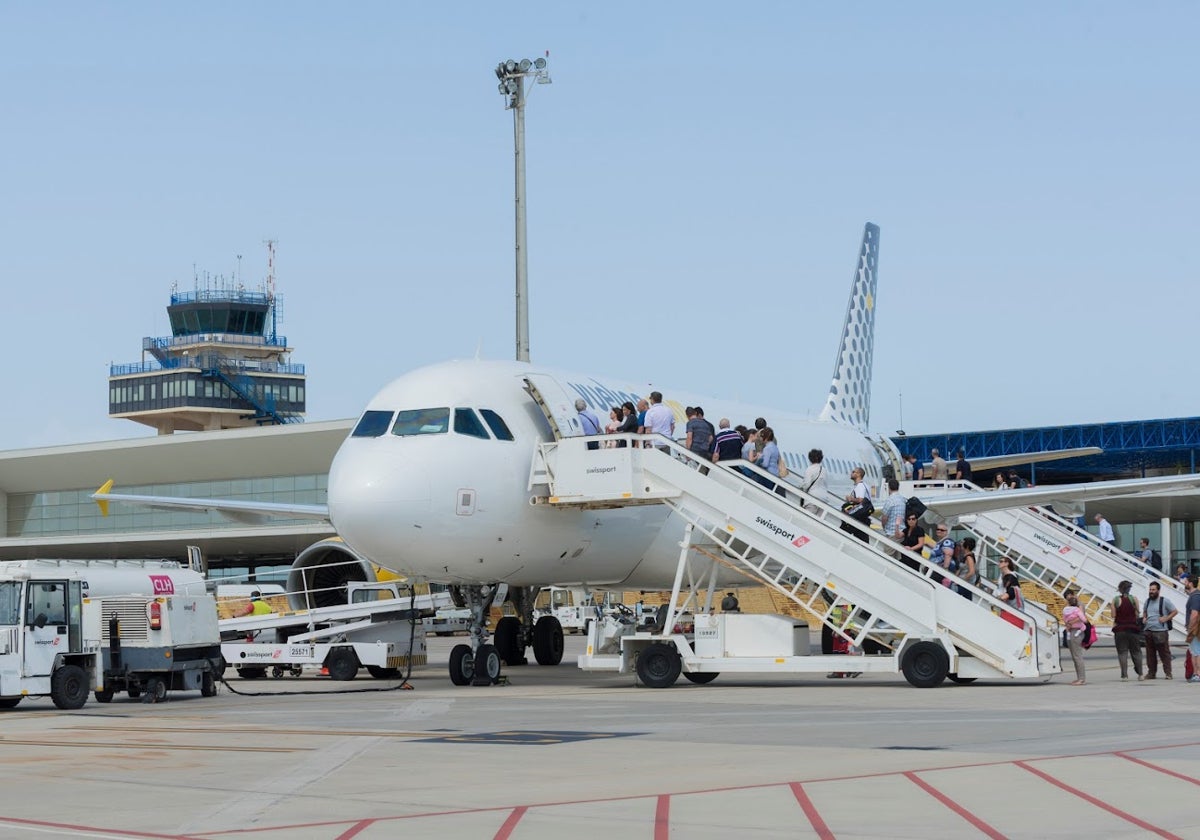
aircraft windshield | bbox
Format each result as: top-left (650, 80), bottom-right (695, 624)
top-left (454, 409), bottom-right (489, 440)
top-left (0, 582), bottom-right (21, 625)
top-left (351, 410), bottom-right (394, 438)
top-left (392, 408), bottom-right (450, 436)
top-left (479, 409), bottom-right (514, 441)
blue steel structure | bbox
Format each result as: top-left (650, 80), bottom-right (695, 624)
top-left (892, 418), bottom-right (1200, 484)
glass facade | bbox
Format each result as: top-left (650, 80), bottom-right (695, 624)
top-left (5, 474), bottom-right (326, 538)
top-left (109, 372), bottom-right (305, 416)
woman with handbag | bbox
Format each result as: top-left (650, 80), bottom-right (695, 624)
top-left (1061, 591), bottom-right (1088, 685)
top-left (1111, 579), bottom-right (1145, 681)
top-left (999, 573), bottom-right (1025, 629)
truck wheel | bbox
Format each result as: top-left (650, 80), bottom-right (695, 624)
top-left (532, 615), bottom-right (564, 666)
top-left (494, 616), bottom-right (527, 666)
top-left (51, 665), bottom-right (89, 710)
top-left (143, 678), bottom-right (167, 704)
top-left (201, 671), bottom-right (217, 697)
top-left (326, 648), bottom-right (359, 681)
top-left (636, 643), bottom-right (681, 689)
top-left (127, 686), bottom-right (141, 699)
top-left (683, 672), bottom-right (719, 685)
top-left (901, 641), bottom-right (949, 688)
top-left (449, 644), bottom-right (474, 685)
top-left (472, 644), bottom-right (501, 685)
top-left (94, 687), bottom-right (115, 703)
top-left (0, 697), bottom-right (23, 709)
top-left (366, 666), bottom-right (401, 679)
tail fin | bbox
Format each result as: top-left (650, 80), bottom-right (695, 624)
top-left (818, 223), bottom-right (880, 431)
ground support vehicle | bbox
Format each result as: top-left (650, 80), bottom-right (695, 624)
top-left (0, 559), bottom-right (217, 709)
top-left (219, 582), bottom-right (431, 680)
top-left (93, 594), bottom-right (222, 703)
top-left (534, 436), bottom-right (1060, 689)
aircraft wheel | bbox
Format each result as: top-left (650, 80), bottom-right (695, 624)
top-left (449, 644), bottom-right (474, 686)
top-left (94, 687), bottom-right (115, 703)
top-left (947, 674), bottom-right (977, 685)
top-left (326, 648), bottom-right (359, 681)
top-left (533, 615), bottom-right (564, 665)
top-left (494, 616), bottom-right (527, 666)
top-left (901, 641), bottom-right (949, 688)
top-left (366, 666), bottom-right (401, 679)
top-left (637, 643), bottom-right (682, 689)
top-left (472, 644), bottom-right (502, 685)
top-left (683, 672), bottom-right (719, 685)
top-left (51, 665), bottom-right (89, 710)
top-left (0, 697), bottom-right (22, 709)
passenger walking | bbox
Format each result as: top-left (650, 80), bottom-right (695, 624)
top-left (999, 573), bottom-right (1024, 628)
top-left (900, 514), bottom-right (926, 572)
top-left (615, 401), bottom-right (638, 447)
top-left (930, 448), bottom-right (948, 480)
top-left (993, 472), bottom-right (1009, 490)
top-left (712, 419), bottom-right (744, 463)
top-left (1061, 592), bottom-right (1088, 685)
top-left (1094, 514), bottom-right (1116, 546)
top-left (575, 399), bottom-right (603, 451)
top-left (841, 467), bottom-right (873, 542)
top-left (955, 449), bottom-right (972, 482)
top-left (878, 478), bottom-right (906, 542)
top-left (956, 537), bottom-right (978, 599)
top-left (1143, 581), bottom-right (1178, 679)
top-left (643, 391), bottom-right (674, 450)
top-left (801, 449), bottom-right (828, 511)
top-left (1111, 580), bottom-right (1145, 681)
top-left (1185, 575), bottom-right (1200, 682)
top-left (756, 428), bottom-right (785, 495)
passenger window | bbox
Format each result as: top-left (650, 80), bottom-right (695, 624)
top-left (454, 408), bottom-right (490, 440)
top-left (351, 410), bottom-right (394, 438)
top-left (392, 408), bottom-right (450, 436)
top-left (479, 409), bottom-right (515, 441)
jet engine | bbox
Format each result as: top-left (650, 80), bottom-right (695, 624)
top-left (287, 537), bottom-right (377, 610)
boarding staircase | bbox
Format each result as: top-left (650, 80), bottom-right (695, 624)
top-left (530, 435), bottom-right (1061, 682)
top-left (903, 480), bottom-right (1188, 641)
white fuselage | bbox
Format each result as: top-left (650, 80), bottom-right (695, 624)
top-left (327, 359), bottom-right (894, 590)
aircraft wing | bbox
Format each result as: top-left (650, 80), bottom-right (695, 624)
top-left (92, 481), bottom-right (330, 525)
top-left (919, 473), bottom-right (1200, 520)
top-left (921, 447), bottom-right (1103, 474)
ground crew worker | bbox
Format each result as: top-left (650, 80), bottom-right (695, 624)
top-left (236, 590), bottom-right (273, 618)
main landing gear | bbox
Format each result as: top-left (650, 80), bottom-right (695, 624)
top-left (446, 583), bottom-right (566, 686)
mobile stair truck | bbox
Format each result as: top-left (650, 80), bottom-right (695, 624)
top-left (530, 434), bottom-right (1061, 689)
top-left (0, 559), bottom-right (221, 709)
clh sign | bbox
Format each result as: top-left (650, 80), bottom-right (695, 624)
top-left (149, 575), bottom-right (175, 595)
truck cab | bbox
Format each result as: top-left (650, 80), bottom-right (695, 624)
top-left (0, 571), bottom-right (95, 709)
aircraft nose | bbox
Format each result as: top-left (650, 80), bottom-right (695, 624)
top-left (327, 441), bottom-right (432, 551)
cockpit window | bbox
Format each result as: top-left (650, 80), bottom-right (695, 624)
top-left (479, 409), bottom-right (515, 441)
top-left (351, 410), bottom-right (394, 438)
top-left (454, 408), bottom-right (490, 440)
top-left (391, 408), bottom-right (450, 436)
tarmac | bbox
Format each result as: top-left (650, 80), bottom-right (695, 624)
top-left (0, 634), bottom-right (1196, 840)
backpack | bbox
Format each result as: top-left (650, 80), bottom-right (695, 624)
top-left (905, 497), bottom-right (927, 520)
top-left (1150, 550), bottom-right (1163, 571)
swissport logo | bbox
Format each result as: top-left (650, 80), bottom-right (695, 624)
top-left (792, 536), bottom-right (811, 549)
top-left (149, 575), bottom-right (175, 595)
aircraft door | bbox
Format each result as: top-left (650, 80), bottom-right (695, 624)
top-left (23, 580), bottom-right (69, 678)
top-left (524, 375), bottom-right (583, 441)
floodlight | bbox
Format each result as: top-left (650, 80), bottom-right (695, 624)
top-left (495, 64), bottom-right (505, 80)
top-left (505, 59), bottom-right (517, 73)
top-left (519, 58), bottom-right (532, 72)
top-left (534, 57), bottom-right (547, 70)
top-left (506, 78), bottom-right (518, 94)
top-left (498, 82), bottom-right (508, 94)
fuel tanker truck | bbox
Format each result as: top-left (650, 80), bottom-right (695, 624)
top-left (0, 558), bottom-right (221, 709)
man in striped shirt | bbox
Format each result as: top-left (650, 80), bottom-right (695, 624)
top-left (712, 418), bottom-right (744, 463)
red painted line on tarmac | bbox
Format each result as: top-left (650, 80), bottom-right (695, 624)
top-left (904, 772), bottom-right (1005, 840)
top-left (1117, 752), bottom-right (1200, 786)
top-left (494, 806), bottom-right (527, 840)
top-left (1015, 761), bottom-right (1182, 839)
top-left (333, 819), bottom-right (375, 840)
top-left (654, 794), bottom-right (670, 840)
top-left (788, 782), bottom-right (833, 840)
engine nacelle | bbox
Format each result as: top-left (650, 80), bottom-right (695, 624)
top-left (287, 537), bottom-right (377, 610)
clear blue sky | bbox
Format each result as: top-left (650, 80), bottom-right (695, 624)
top-left (1, 3), bottom-right (1196, 449)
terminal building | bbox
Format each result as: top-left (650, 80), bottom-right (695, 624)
top-left (3, 276), bottom-right (1200, 582)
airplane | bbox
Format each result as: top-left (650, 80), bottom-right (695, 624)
top-left (94, 222), bottom-right (1200, 685)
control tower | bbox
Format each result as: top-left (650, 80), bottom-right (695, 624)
top-left (109, 244), bottom-right (306, 434)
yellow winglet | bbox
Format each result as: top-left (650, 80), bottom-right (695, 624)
top-left (94, 479), bottom-right (114, 517)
